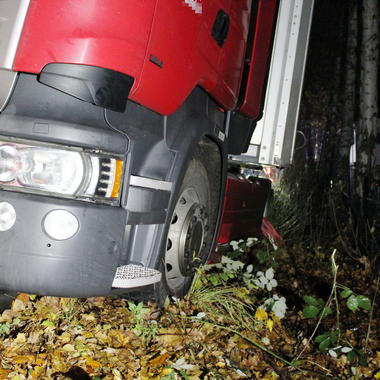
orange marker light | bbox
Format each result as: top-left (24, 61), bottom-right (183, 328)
top-left (111, 160), bottom-right (123, 198)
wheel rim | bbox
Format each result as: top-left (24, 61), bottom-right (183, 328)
top-left (165, 187), bottom-right (209, 293)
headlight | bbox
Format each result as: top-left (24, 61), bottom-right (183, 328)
top-left (0, 138), bottom-right (124, 204)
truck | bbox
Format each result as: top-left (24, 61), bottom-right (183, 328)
top-left (0, 0), bottom-right (313, 304)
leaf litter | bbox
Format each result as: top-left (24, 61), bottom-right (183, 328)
top-left (0, 242), bottom-right (379, 379)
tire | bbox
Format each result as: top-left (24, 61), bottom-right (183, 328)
top-left (154, 142), bottom-right (220, 302)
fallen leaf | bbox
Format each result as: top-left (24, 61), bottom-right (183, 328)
top-left (0, 369), bottom-right (12, 378)
top-left (149, 352), bottom-right (170, 366)
top-left (85, 357), bottom-right (102, 370)
top-left (11, 299), bottom-right (26, 313)
top-left (16, 293), bottom-right (30, 303)
top-left (255, 308), bottom-right (268, 321)
top-left (266, 319), bottom-right (274, 332)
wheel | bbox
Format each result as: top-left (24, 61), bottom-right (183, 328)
top-left (155, 142), bottom-right (220, 300)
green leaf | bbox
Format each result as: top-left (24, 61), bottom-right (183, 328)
top-left (358, 353), bottom-right (368, 367)
top-left (41, 320), bottom-right (55, 328)
top-left (179, 370), bottom-right (190, 380)
top-left (347, 350), bottom-right (357, 362)
top-left (315, 333), bottom-right (329, 343)
top-left (340, 288), bottom-right (353, 299)
top-left (0, 323), bottom-right (10, 335)
top-left (320, 306), bottom-right (333, 318)
top-left (256, 251), bottom-right (268, 264)
top-left (209, 275), bottom-right (220, 286)
top-left (330, 330), bottom-right (340, 344)
top-left (356, 295), bottom-right (371, 310)
top-left (319, 337), bottom-right (331, 352)
top-left (303, 295), bottom-right (319, 306)
top-left (347, 295), bottom-right (359, 312)
top-left (290, 360), bottom-right (301, 368)
top-left (12, 318), bottom-right (21, 326)
top-left (303, 305), bottom-right (320, 318)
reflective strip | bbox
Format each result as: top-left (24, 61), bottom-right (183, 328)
top-left (0, 70), bottom-right (17, 112)
top-left (130, 175), bottom-right (172, 192)
top-left (0, 0), bottom-right (30, 69)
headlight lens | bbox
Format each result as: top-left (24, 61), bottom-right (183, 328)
top-left (0, 145), bottom-right (21, 182)
top-left (0, 138), bottom-right (124, 204)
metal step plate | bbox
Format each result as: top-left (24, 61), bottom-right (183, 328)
top-left (112, 264), bottom-right (162, 288)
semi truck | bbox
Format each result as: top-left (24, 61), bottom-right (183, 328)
top-left (0, 0), bottom-right (313, 303)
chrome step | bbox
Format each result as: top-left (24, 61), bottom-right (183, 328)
top-left (112, 264), bottom-right (162, 288)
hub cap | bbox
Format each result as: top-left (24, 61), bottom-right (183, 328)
top-left (165, 187), bottom-right (209, 293)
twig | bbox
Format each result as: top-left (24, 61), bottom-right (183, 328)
top-left (199, 319), bottom-right (295, 367)
top-left (295, 249), bottom-right (338, 360)
top-left (305, 359), bottom-right (333, 375)
top-left (331, 250), bottom-right (340, 337)
top-left (364, 276), bottom-right (379, 351)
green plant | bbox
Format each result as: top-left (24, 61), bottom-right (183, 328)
top-left (196, 255), bottom-right (258, 290)
top-left (0, 318), bottom-right (21, 336)
top-left (302, 296), bottom-right (332, 319)
top-left (229, 237), bottom-right (258, 257)
top-left (314, 330), bottom-right (340, 353)
top-left (298, 250), bottom-right (372, 360)
top-left (189, 285), bottom-right (255, 330)
top-left (128, 301), bottom-right (157, 344)
top-left (340, 287), bottom-right (371, 312)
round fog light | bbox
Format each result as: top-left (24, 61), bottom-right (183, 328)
top-left (0, 202), bottom-right (16, 231)
top-left (43, 210), bottom-right (79, 240)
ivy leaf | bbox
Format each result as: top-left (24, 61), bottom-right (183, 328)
top-left (303, 295), bottom-right (319, 306)
top-left (347, 350), bottom-right (357, 362)
top-left (319, 337), bottom-right (331, 352)
top-left (320, 306), bottom-right (333, 318)
top-left (340, 288), bottom-right (353, 299)
top-left (315, 333), bottom-right (329, 343)
top-left (356, 295), bottom-right (371, 310)
top-left (347, 295), bottom-right (359, 312)
top-left (303, 305), bottom-right (320, 318)
top-left (330, 330), bottom-right (340, 344)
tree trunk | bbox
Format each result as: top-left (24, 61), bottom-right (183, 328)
top-left (356, 0), bottom-right (379, 200)
top-left (338, 0), bottom-right (358, 194)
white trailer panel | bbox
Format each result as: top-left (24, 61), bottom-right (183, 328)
top-left (237, 0), bottom-right (314, 167)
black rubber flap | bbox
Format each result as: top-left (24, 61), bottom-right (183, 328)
top-left (39, 63), bottom-right (134, 112)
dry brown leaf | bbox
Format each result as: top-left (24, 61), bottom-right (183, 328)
top-left (11, 299), bottom-right (26, 313)
top-left (15, 293), bottom-right (30, 303)
top-left (149, 352), bottom-right (170, 366)
top-left (0, 369), bottom-right (12, 379)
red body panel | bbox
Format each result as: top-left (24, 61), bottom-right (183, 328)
top-left (13, 0), bottom-right (274, 116)
top-left (14, 1), bottom-right (157, 86)
top-left (239, 0), bottom-right (278, 119)
top-left (217, 176), bottom-right (271, 244)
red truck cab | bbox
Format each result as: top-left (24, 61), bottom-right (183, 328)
top-left (0, 0), bottom-right (313, 303)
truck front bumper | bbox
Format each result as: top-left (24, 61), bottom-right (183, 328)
top-left (0, 190), bottom-right (127, 297)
